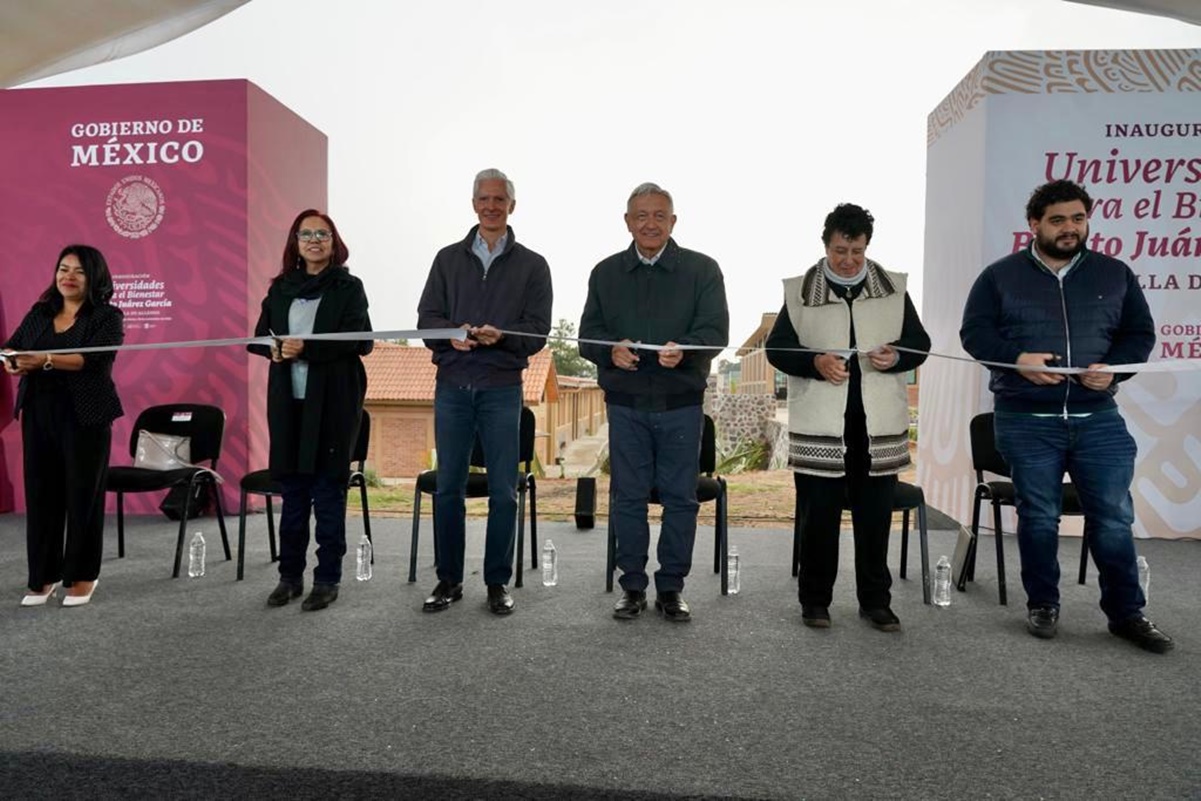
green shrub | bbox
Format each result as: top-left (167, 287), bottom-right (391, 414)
top-left (716, 439), bottom-right (770, 474)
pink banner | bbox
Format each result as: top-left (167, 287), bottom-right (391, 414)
top-left (0, 80), bottom-right (326, 514)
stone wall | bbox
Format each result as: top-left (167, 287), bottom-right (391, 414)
top-left (766, 418), bottom-right (790, 470)
top-left (704, 392), bottom-right (778, 456)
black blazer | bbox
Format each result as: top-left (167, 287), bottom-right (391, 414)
top-left (4, 302), bottom-right (125, 427)
top-left (248, 266), bottom-right (373, 478)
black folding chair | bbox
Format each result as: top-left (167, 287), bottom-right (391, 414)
top-left (790, 480), bottom-right (931, 605)
top-left (235, 411), bottom-right (373, 580)
top-left (409, 407), bottom-right (538, 587)
top-left (105, 403), bottom-right (229, 578)
top-left (965, 412), bottom-right (1087, 605)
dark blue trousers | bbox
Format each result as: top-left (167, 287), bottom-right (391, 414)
top-left (994, 409), bottom-right (1145, 621)
top-left (433, 383), bottom-right (522, 586)
top-left (278, 473), bottom-right (348, 586)
top-left (608, 403), bottom-right (703, 594)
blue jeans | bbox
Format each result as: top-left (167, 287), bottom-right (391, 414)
top-left (433, 383), bottom-right (522, 586)
top-left (278, 473), bottom-right (348, 586)
top-left (994, 409), bottom-right (1144, 621)
top-left (608, 403), bottom-right (703, 594)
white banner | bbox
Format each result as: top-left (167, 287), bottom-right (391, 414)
top-left (921, 49), bottom-right (1201, 540)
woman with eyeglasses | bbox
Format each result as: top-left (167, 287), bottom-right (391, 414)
top-left (3, 244), bottom-right (124, 607)
top-left (248, 209), bottom-right (372, 611)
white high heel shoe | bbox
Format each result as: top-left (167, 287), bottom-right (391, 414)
top-left (62, 579), bottom-right (99, 608)
top-left (20, 582), bottom-right (61, 607)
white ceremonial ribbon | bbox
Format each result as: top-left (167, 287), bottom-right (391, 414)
top-left (1, 328), bottom-right (466, 358)
top-left (886, 344), bottom-right (1195, 375)
top-left (2, 326), bottom-right (1197, 375)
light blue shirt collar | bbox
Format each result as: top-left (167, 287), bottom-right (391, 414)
top-left (473, 231), bottom-right (508, 274)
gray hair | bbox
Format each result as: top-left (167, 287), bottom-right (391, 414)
top-left (474, 168), bottom-right (515, 201)
top-left (627, 182), bottom-right (673, 213)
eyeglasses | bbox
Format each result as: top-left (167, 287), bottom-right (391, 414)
top-left (297, 229), bottom-right (332, 243)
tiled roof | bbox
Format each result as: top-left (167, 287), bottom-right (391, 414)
top-left (737, 312), bottom-right (778, 356)
top-left (525, 347), bottom-right (557, 404)
top-left (557, 375), bottom-right (598, 389)
top-left (363, 343), bottom-right (554, 404)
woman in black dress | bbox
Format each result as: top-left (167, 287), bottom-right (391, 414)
top-left (4, 245), bottom-right (124, 607)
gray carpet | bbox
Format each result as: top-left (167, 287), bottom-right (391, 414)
top-left (1, 510), bottom-right (1198, 800)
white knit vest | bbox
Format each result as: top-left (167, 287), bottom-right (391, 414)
top-left (782, 261), bottom-right (911, 477)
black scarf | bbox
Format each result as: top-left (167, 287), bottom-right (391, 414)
top-left (279, 264), bottom-right (347, 300)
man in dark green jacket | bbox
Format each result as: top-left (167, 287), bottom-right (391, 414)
top-left (580, 183), bottom-right (728, 622)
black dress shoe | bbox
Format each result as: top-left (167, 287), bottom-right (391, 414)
top-left (1027, 605), bottom-right (1059, 639)
top-left (422, 580), bottom-right (463, 613)
top-left (655, 591), bottom-right (691, 623)
top-left (487, 584), bottom-right (515, 615)
top-left (301, 583), bottom-right (339, 612)
top-left (801, 605), bottom-right (831, 628)
top-left (1109, 615), bottom-right (1174, 653)
top-left (613, 590), bottom-right (648, 620)
top-left (859, 606), bottom-right (901, 632)
top-left (267, 581), bottom-right (303, 607)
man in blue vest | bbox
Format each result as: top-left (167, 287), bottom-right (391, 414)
top-left (961, 179), bottom-right (1173, 653)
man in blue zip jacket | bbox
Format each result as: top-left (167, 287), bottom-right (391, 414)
top-left (961, 179), bottom-right (1172, 653)
top-left (417, 169), bottom-right (553, 616)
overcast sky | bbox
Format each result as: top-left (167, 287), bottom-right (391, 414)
top-left (22, 0), bottom-right (1201, 351)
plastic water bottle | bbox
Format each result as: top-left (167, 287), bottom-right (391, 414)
top-left (188, 531), bottom-right (206, 578)
top-left (933, 555), bottom-right (952, 607)
top-left (727, 545), bottom-right (741, 595)
top-left (1137, 555), bottom-right (1150, 601)
top-left (356, 533), bottom-right (373, 581)
top-left (541, 539), bottom-right (558, 587)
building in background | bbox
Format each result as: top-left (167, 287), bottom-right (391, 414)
top-left (361, 345), bottom-right (604, 478)
top-left (735, 312), bottom-right (780, 398)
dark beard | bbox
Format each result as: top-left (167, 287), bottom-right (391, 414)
top-left (1036, 230), bottom-right (1086, 261)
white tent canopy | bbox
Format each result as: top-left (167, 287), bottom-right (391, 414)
top-left (1066, 0), bottom-right (1201, 26)
top-left (0, 0), bottom-right (248, 88)
top-left (2, 1), bottom-right (1195, 90)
